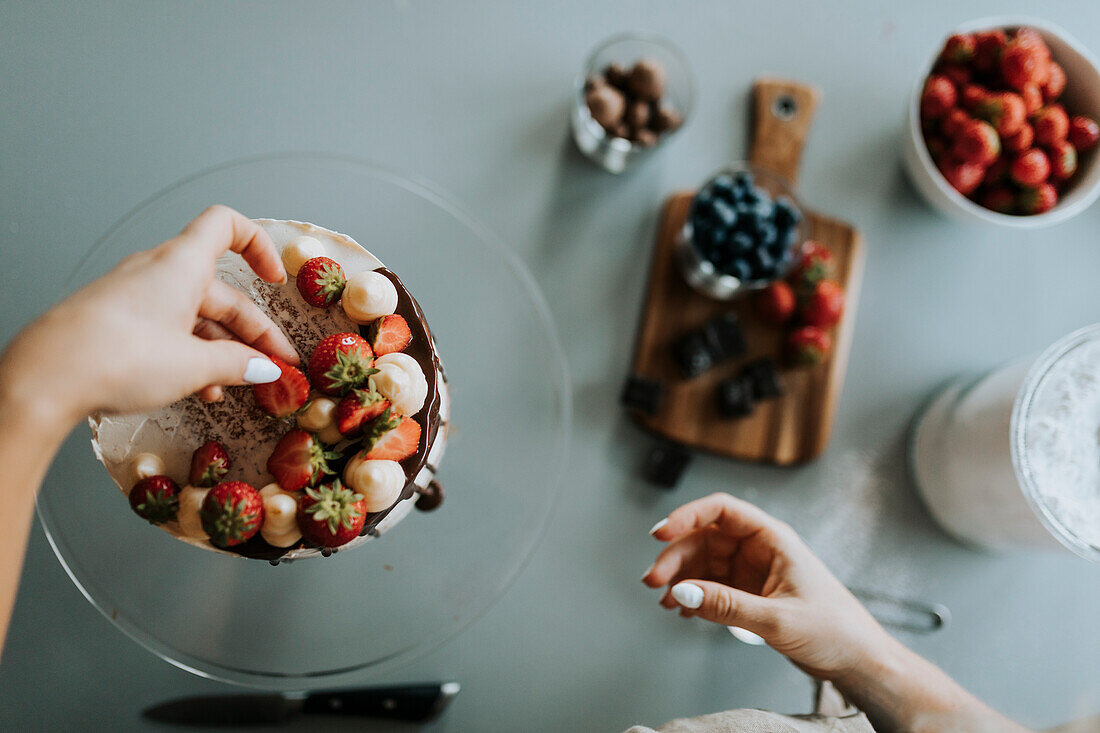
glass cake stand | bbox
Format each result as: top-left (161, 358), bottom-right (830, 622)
top-left (36, 153), bottom-right (571, 689)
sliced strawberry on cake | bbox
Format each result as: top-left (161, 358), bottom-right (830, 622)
top-left (368, 315), bottom-right (412, 355)
top-left (335, 382), bottom-right (391, 436)
top-left (267, 428), bottom-right (340, 491)
top-left (252, 356), bottom-right (310, 417)
top-left (361, 409), bottom-right (422, 462)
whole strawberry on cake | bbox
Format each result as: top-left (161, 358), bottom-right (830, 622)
top-left (91, 220), bottom-right (450, 562)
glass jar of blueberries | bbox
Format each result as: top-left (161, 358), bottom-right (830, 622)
top-left (677, 164), bottom-right (804, 299)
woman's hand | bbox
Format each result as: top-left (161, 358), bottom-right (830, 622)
top-left (0, 205), bottom-right (299, 432)
top-left (642, 492), bottom-right (891, 682)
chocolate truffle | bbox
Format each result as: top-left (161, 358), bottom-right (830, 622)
top-left (628, 57), bottom-right (667, 101)
top-left (585, 84), bottom-right (626, 130)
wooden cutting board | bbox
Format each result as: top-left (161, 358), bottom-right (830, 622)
top-left (629, 79), bottom-right (865, 465)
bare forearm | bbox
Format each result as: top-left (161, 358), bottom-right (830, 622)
top-left (0, 363), bottom-right (74, 657)
top-left (836, 635), bottom-right (1030, 733)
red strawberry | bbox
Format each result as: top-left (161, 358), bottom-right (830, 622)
top-left (267, 428), bottom-right (338, 491)
top-left (1042, 61), bottom-right (1066, 102)
top-left (790, 241), bottom-right (834, 291)
top-left (940, 65), bottom-right (971, 88)
top-left (974, 30), bottom-right (1007, 74)
top-left (252, 356), bottom-right (310, 418)
top-left (296, 257), bottom-right (346, 308)
top-left (199, 481), bottom-right (263, 548)
top-left (788, 326), bottom-right (832, 367)
top-left (297, 479), bottom-right (367, 548)
top-left (755, 281), bottom-right (796, 327)
top-left (308, 332), bottom-right (376, 396)
top-left (952, 119), bottom-right (1000, 165)
top-left (1048, 140), bottom-right (1077, 181)
top-left (129, 475), bottom-right (180, 525)
top-left (1011, 149), bottom-right (1051, 187)
top-left (941, 34), bottom-right (977, 64)
top-left (1017, 182), bottom-right (1058, 215)
top-left (1002, 123), bottom-right (1034, 153)
top-left (1014, 28), bottom-right (1051, 60)
top-left (920, 75), bottom-right (956, 119)
top-left (362, 409), bottom-right (422, 462)
top-left (941, 108), bottom-right (972, 139)
top-left (368, 315), bottom-right (413, 356)
top-left (189, 440), bottom-right (230, 487)
top-left (975, 92), bottom-right (1026, 137)
top-left (335, 383), bottom-right (391, 436)
top-left (1069, 116), bottom-right (1100, 151)
top-left (960, 84), bottom-right (988, 111)
top-left (982, 156), bottom-right (1010, 188)
top-left (924, 135), bottom-right (950, 166)
top-left (1032, 105), bottom-right (1069, 147)
top-left (980, 187), bottom-right (1016, 214)
top-left (1021, 84), bottom-right (1043, 115)
top-left (800, 280), bottom-right (845, 329)
top-left (939, 159), bottom-right (985, 196)
top-left (1002, 39), bottom-right (1046, 91)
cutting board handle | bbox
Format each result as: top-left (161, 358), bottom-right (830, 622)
top-left (748, 78), bottom-right (821, 187)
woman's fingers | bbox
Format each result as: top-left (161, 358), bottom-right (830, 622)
top-left (643, 531), bottom-right (709, 588)
top-left (652, 493), bottom-right (793, 546)
top-left (175, 205), bottom-right (287, 285)
top-left (198, 280), bottom-right (299, 365)
top-left (668, 579), bottom-right (782, 638)
top-left (185, 338), bottom-right (282, 390)
top-left (197, 385), bottom-right (223, 402)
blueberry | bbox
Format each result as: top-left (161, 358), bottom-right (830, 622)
top-left (620, 375), bottom-right (666, 416)
top-left (757, 221), bottom-right (778, 247)
top-left (674, 331), bottom-right (716, 378)
top-left (716, 377), bottom-right (756, 418)
top-left (741, 358), bottom-right (784, 400)
top-left (748, 248), bottom-right (776, 279)
top-left (729, 258), bottom-right (753, 281)
top-left (742, 186), bottom-right (764, 207)
top-left (732, 170), bottom-right (754, 192)
top-left (774, 196), bottom-right (802, 227)
top-left (737, 209), bottom-right (762, 233)
top-left (702, 313), bottom-right (747, 361)
top-left (754, 199), bottom-right (775, 222)
top-left (711, 174), bottom-right (735, 201)
top-left (711, 198), bottom-right (738, 229)
top-left (644, 441), bottom-right (692, 488)
top-left (731, 231), bottom-right (756, 254)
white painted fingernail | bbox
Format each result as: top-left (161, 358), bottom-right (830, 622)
top-left (641, 564), bottom-right (655, 580)
top-left (243, 357), bottom-right (281, 384)
top-left (672, 582), bottom-right (704, 609)
top-left (649, 518), bottom-right (668, 535)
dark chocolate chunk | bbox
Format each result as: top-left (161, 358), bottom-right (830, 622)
top-left (716, 377), bottom-right (756, 418)
top-left (620, 375), bottom-right (666, 416)
top-left (674, 331), bottom-right (716, 378)
top-left (742, 357), bottom-right (784, 400)
top-left (644, 441), bottom-right (692, 488)
top-left (701, 313), bottom-right (747, 361)
top-left (415, 480), bottom-right (445, 511)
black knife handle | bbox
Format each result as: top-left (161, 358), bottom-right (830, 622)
top-left (302, 683), bottom-right (453, 722)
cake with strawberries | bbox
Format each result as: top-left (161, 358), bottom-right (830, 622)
top-left (91, 219), bottom-right (450, 562)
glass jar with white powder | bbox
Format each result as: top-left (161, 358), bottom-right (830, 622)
top-left (910, 324), bottom-right (1100, 560)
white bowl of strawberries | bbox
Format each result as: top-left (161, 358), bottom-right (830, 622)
top-left (904, 17), bottom-right (1100, 227)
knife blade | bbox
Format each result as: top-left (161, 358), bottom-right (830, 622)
top-left (142, 681), bottom-right (460, 726)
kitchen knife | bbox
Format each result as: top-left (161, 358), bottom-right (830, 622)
top-left (142, 681), bottom-right (460, 726)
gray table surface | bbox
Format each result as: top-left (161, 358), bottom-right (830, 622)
top-left (2, 2), bottom-right (1099, 731)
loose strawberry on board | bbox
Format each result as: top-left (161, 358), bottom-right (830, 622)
top-left (1011, 149), bottom-right (1051, 187)
top-left (361, 409), bottom-right (422, 463)
top-left (368, 315), bottom-right (413, 356)
top-left (129, 476), bottom-right (180, 525)
top-left (952, 119), bottom-right (1000, 165)
top-left (296, 256), bottom-right (347, 308)
top-left (189, 440), bottom-right (230, 487)
top-left (1069, 115), bottom-right (1100, 151)
top-left (267, 428), bottom-right (340, 491)
top-left (297, 479), bottom-right (368, 548)
top-left (1018, 183), bottom-right (1058, 215)
top-left (789, 326), bottom-right (832, 367)
top-left (1048, 140), bottom-right (1077, 181)
top-left (335, 382), bottom-right (391, 436)
top-left (800, 280), bottom-right (845, 329)
top-left (755, 281), bottom-right (796, 327)
top-left (199, 481), bottom-right (264, 548)
top-left (252, 357), bottom-right (310, 418)
top-left (789, 241), bottom-right (834, 291)
top-left (308, 332), bottom-right (376, 396)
